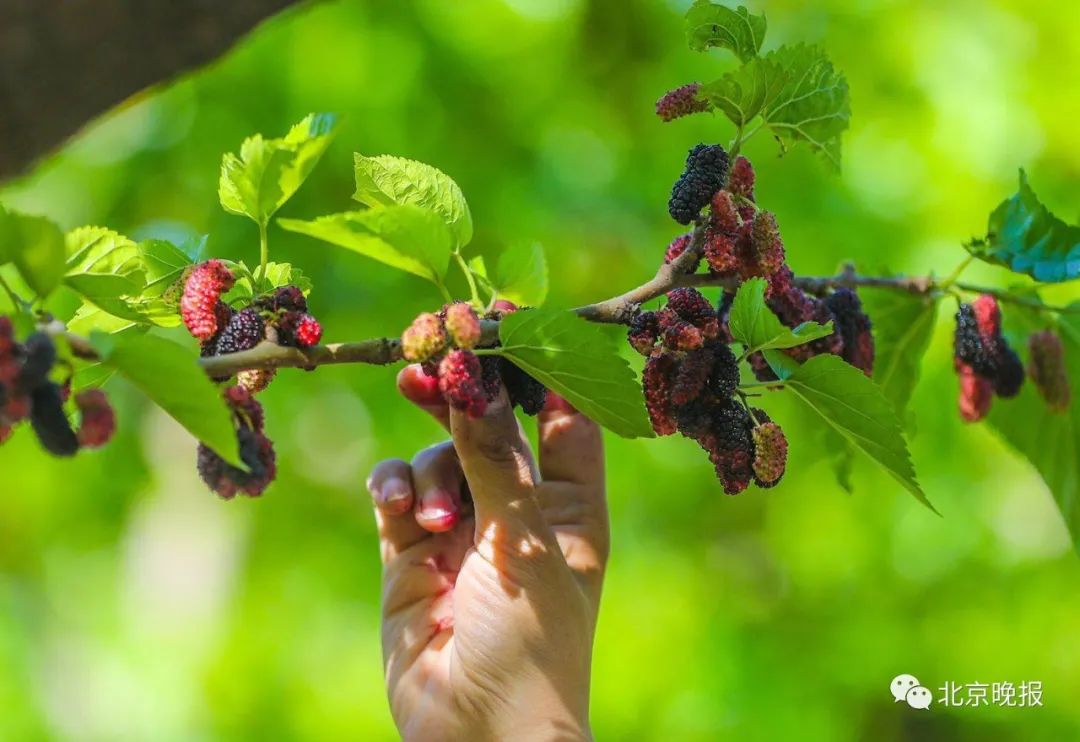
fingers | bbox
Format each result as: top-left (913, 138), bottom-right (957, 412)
top-left (450, 390), bottom-right (551, 543)
top-left (367, 458), bottom-right (428, 560)
top-left (536, 393), bottom-right (604, 486)
top-left (397, 364), bottom-right (450, 432)
top-left (410, 441), bottom-right (466, 533)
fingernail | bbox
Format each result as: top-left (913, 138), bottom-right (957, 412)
top-left (417, 488), bottom-right (459, 531)
top-left (378, 476), bottom-right (412, 511)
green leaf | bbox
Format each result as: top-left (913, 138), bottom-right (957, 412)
top-left (491, 243), bottom-right (548, 307)
top-left (494, 309), bottom-right (654, 438)
top-left (685, 1), bottom-right (766, 61)
top-left (279, 205), bottom-right (453, 284)
top-left (821, 426), bottom-right (854, 494)
top-left (728, 278), bottom-right (834, 353)
top-left (353, 154), bottom-right (473, 247)
top-left (63, 227), bottom-right (147, 316)
top-left (89, 332), bottom-right (242, 467)
top-left (967, 169), bottom-right (1080, 282)
top-left (0, 205), bottom-right (66, 297)
top-left (700, 44), bottom-right (850, 167)
top-left (986, 303), bottom-right (1080, 552)
top-left (860, 288), bottom-right (939, 416)
top-left (219, 113), bottom-right (338, 225)
top-left (138, 239), bottom-right (195, 298)
top-left (785, 353), bottom-right (930, 509)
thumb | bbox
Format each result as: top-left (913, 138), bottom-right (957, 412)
top-left (449, 390), bottom-right (550, 546)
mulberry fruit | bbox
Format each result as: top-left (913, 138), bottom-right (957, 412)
top-left (668, 144), bottom-right (730, 225)
top-left (972, 294), bottom-right (1002, 340)
top-left (197, 428), bottom-right (276, 499)
top-left (438, 350), bottom-right (488, 417)
top-left (748, 211), bottom-right (786, 277)
top-left (197, 386), bottom-right (275, 498)
top-left (710, 191), bottom-right (742, 234)
top-left (954, 303), bottom-right (995, 377)
top-left (500, 358), bottom-right (548, 415)
top-left (666, 288), bottom-right (719, 339)
top-left (1028, 330), bottom-right (1071, 412)
top-left (655, 83), bottom-right (710, 122)
top-left (825, 288), bottom-right (875, 376)
top-left (29, 382), bottom-right (79, 457)
top-left (627, 311), bottom-right (660, 357)
top-left (402, 312), bottom-right (447, 362)
top-left (255, 285), bottom-right (307, 313)
top-left (704, 231), bottom-right (739, 274)
top-left (705, 400), bottom-right (755, 495)
top-left (658, 309), bottom-right (704, 351)
top-left (726, 156), bottom-right (756, 201)
top-left (75, 389), bottom-right (116, 448)
top-left (444, 303), bottom-right (482, 350)
top-left (643, 350), bottom-right (679, 436)
top-left (216, 308), bottom-right (266, 355)
top-left (956, 360), bottom-right (993, 423)
top-left (277, 311), bottom-right (322, 348)
top-left (992, 346), bottom-right (1024, 398)
top-left (706, 341), bottom-right (740, 399)
top-left (671, 346), bottom-right (714, 406)
top-left (751, 421), bottom-right (788, 488)
top-left (18, 332), bottom-right (57, 391)
top-left (238, 367), bottom-right (277, 394)
top-left (664, 234), bottom-right (694, 266)
top-left (181, 260), bottom-right (235, 341)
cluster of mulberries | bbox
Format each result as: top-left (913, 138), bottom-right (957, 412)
top-left (0, 318), bottom-right (116, 454)
top-left (952, 295), bottom-right (1024, 422)
top-left (663, 153), bottom-right (875, 379)
top-left (401, 301), bottom-right (547, 417)
top-left (1027, 330), bottom-right (1071, 413)
top-left (655, 83), bottom-right (711, 122)
top-left (180, 262), bottom-right (323, 394)
top-left (628, 288), bottom-right (787, 493)
top-left (197, 386), bottom-right (276, 499)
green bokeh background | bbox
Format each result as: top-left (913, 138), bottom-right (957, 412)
top-left (2, 0), bottom-right (1080, 739)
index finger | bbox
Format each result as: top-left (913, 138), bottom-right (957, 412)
top-left (397, 364), bottom-right (450, 432)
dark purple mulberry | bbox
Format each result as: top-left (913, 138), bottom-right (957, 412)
top-left (29, 382), bottom-right (79, 457)
top-left (500, 359), bottom-right (547, 415)
top-left (658, 308), bottom-right (704, 351)
top-left (825, 288), bottom-right (875, 376)
top-left (628, 311), bottom-right (660, 357)
top-left (1028, 330), bottom-right (1071, 412)
top-left (668, 144), bottom-right (730, 225)
top-left (216, 308), bottom-right (266, 355)
top-left (666, 288), bottom-right (719, 339)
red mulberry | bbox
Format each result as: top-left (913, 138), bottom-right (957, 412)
top-left (704, 231), bottom-right (739, 274)
top-left (181, 260), bottom-right (235, 341)
top-left (671, 346), bottom-right (714, 406)
top-left (954, 299), bottom-right (1024, 402)
top-left (972, 294), bottom-right (1002, 340)
top-left (748, 211), bottom-right (785, 277)
top-left (627, 311), bottom-right (660, 357)
top-left (277, 311), bottom-right (322, 348)
top-left (751, 421), bottom-right (788, 488)
top-left (956, 359), bottom-right (993, 422)
top-left (710, 191), bottom-right (742, 234)
top-left (444, 302), bottom-right (481, 350)
top-left (75, 389), bottom-right (116, 448)
top-left (655, 83), bottom-right (710, 122)
top-left (1028, 330), bottom-right (1071, 412)
top-left (402, 312), bottom-right (447, 362)
top-left (438, 350), bottom-right (488, 418)
top-left (255, 285), bottom-right (307, 313)
top-left (668, 144), bottom-right (730, 225)
top-left (643, 350), bottom-right (679, 436)
top-left (664, 233), bottom-right (695, 267)
top-left (727, 156), bottom-right (756, 201)
top-left (658, 308), bottom-right (704, 351)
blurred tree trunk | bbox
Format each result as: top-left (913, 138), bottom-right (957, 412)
top-left (0, 0), bottom-right (305, 180)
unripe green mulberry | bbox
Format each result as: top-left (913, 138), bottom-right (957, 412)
top-left (402, 312), bottom-right (447, 362)
top-left (751, 421), bottom-right (788, 488)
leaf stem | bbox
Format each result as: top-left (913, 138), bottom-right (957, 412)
top-left (0, 273), bottom-right (28, 312)
top-left (938, 255), bottom-right (974, 290)
top-left (454, 251), bottom-right (481, 306)
top-left (256, 221), bottom-right (269, 283)
top-left (740, 380), bottom-right (786, 392)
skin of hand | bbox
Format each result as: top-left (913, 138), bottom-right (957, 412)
top-left (366, 365), bottom-right (608, 742)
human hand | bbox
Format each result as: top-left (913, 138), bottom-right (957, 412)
top-left (366, 365), bottom-right (608, 741)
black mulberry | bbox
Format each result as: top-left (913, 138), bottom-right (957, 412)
top-left (668, 144), bottom-right (730, 225)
